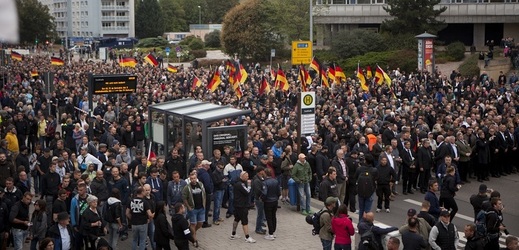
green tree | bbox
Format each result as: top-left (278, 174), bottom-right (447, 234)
top-left (180, 0), bottom-right (205, 26)
top-left (135, 0), bottom-right (164, 38)
top-left (161, 0), bottom-right (188, 32)
top-left (204, 30), bottom-right (221, 48)
top-left (381, 0), bottom-right (446, 35)
top-left (205, 0), bottom-right (239, 24)
top-left (267, 0), bottom-right (310, 44)
top-left (331, 29), bottom-right (387, 59)
top-left (16, 0), bottom-right (57, 44)
top-left (221, 0), bottom-right (284, 61)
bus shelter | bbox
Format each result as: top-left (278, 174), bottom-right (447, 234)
top-left (149, 99), bottom-right (251, 171)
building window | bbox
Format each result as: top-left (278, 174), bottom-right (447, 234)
top-left (117, 22), bottom-right (126, 27)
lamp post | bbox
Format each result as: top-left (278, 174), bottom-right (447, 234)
top-left (198, 6), bottom-right (201, 25)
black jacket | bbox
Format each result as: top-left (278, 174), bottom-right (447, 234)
top-left (171, 213), bottom-right (194, 243)
top-left (212, 168), bottom-right (226, 191)
top-left (9, 200), bottom-right (30, 230)
top-left (440, 174), bottom-right (458, 199)
top-left (331, 156), bottom-right (347, 185)
top-left (416, 146), bottom-right (434, 170)
top-left (357, 221), bottom-right (398, 250)
top-left (464, 232), bottom-right (489, 250)
top-left (47, 223), bottom-right (76, 250)
top-left (319, 176), bottom-right (338, 201)
top-left (375, 163), bottom-right (396, 185)
top-left (401, 229), bottom-right (428, 250)
top-left (90, 178), bottom-right (109, 202)
top-left (233, 180), bottom-right (251, 208)
top-left (79, 208), bottom-right (105, 239)
top-left (42, 172), bottom-right (61, 197)
top-left (154, 212), bottom-right (174, 243)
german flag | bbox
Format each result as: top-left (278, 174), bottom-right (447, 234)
top-left (334, 64), bottom-right (346, 82)
top-left (275, 67), bottom-right (289, 92)
top-left (30, 71), bottom-right (39, 78)
top-left (119, 57), bottom-right (137, 68)
top-left (191, 76), bottom-right (201, 92)
top-left (309, 57), bottom-right (329, 88)
top-left (11, 51), bottom-right (22, 61)
top-left (50, 57), bottom-right (64, 66)
top-left (327, 64), bottom-right (335, 83)
top-left (167, 64), bottom-right (178, 73)
top-left (366, 66), bottom-right (373, 79)
top-left (238, 63), bottom-right (248, 84)
top-left (144, 54), bottom-right (158, 67)
top-left (234, 86), bottom-right (243, 99)
top-left (259, 76), bottom-right (271, 96)
top-left (207, 70), bottom-right (222, 92)
top-left (298, 65), bottom-right (311, 92)
top-left (357, 64), bottom-right (368, 91)
top-left (374, 66), bottom-right (385, 85)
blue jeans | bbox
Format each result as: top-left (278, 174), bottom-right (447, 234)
top-left (227, 184), bottom-right (235, 215)
top-left (12, 228), bottom-right (28, 250)
top-left (108, 223), bottom-right (120, 249)
top-left (334, 244), bottom-right (352, 250)
top-left (297, 182), bottom-right (311, 212)
top-left (147, 220), bottom-right (156, 250)
top-left (358, 194), bottom-right (374, 222)
top-left (255, 199), bottom-right (265, 232)
top-left (321, 239), bottom-right (332, 250)
top-left (213, 189), bottom-right (224, 222)
top-left (131, 224), bottom-right (148, 250)
top-left (30, 236), bottom-right (41, 250)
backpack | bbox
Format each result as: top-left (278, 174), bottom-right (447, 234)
top-left (360, 226), bottom-right (379, 250)
top-left (475, 210), bottom-right (496, 236)
top-left (357, 168), bottom-right (375, 198)
top-left (305, 209), bottom-right (331, 236)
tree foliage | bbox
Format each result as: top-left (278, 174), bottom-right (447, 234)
top-left (267, 0), bottom-right (310, 44)
top-left (135, 0), bottom-right (164, 38)
top-left (331, 29), bottom-right (387, 59)
top-left (381, 0), bottom-right (447, 35)
top-left (16, 0), bottom-right (57, 44)
top-left (221, 0), bottom-right (284, 61)
top-left (136, 37), bottom-right (168, 48)
top-left (161, 0), bottom-right (187, 32)
top-left (206, 0), bottom-right (239, 24)
top-left (205, 30), bottom-right (221, 48)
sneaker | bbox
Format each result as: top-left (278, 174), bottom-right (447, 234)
top-left (301, 210), bottom-right (308, 215)
top-left (218, 218), bottom-right (225, 222)
top-left (307, 210), bottom-right (314, 215)
top-left (194, 240), bottom-right (199, 248)
top-left (264, 235), bottom-right (275, 241)
top-left (213, 221), bottom-right (220, 225)
top-left (386, 209), bottom-right (390, 213)
top-left (355, 210), bottom-right (359, 214)
top-left (230, 234), bottom-right (241, 240)
top-left (395, 181), bottom-right (399, 185)
top-left (376, 209), bottom-right (381, 213)
top-left (245, 237), bottom-right (257, 243)
top-left (272, 234), bottom-right (277, 238)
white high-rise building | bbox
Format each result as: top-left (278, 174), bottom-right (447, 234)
top-left (40, 0), bottom-right (135, 38)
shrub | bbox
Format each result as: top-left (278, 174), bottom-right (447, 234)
top-left (331, 29), bottom-right (388, 59)
top-left (340, 50), bottom-right (417, 74)
top-left (136, 37), bottom-right (168, 48)
top-left (458, 54), bottom-right (480, 77)
top-left (190, 49), bottom-right (207, 59)
top-left (204, 30), bottom-right (221, 48)
top-left (382, 33), bottom-right (417, 51)
top-left (189, 38), bottom-right (205, 50)
top-left (446, 41), bottom-right (466, 61)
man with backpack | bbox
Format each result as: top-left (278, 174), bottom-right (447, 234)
top-left (485, 197), bottom-right (507, 250)
top-left (470, 184), bottom-right (490, 219)
top-left (318, 197), bottom-right (338, 250)
top-left (358, 212), bottom-right (398, 250)
top-left (355, 160), bottom-right (378, 221)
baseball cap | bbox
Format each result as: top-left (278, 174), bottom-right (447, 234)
top-left (440, 210), bottom-right (450, 217)
top-left (57, 157), bottom-right (64, 162)
top-left (52, 156), bottom-right (59, 161)
top-left (260, 154), bottom-right (268, 160)
top-left (325, 197), bottom-right (338, 206)
top-left (44, 148), bottom-right (51, 152)
top-left (407, 208), bottom-right (417, 217)
top-left (201, 160), bottom-right (212, 165)
top-left (479, 184), bottom-right (488, 193)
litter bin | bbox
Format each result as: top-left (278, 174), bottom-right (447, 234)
top-left (288, 178), bottom-right (298, 206)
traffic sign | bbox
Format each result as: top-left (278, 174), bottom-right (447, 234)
top-left (271, 49), bottom-right (276, 57)
top-left (291, 41), bottom-right (312, 65)
top-left (300, 91), bottom-right (315, 135)
top-left (165, 47), bottom-right (171, 53)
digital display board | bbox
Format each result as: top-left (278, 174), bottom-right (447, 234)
top-left (92, 75), bottom-right (137, 94)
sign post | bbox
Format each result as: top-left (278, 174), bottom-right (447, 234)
top-left (291, 41), bottom-right (312, 65)
top-left (300, 91), bottom-right (316, 136)
top-left (270, 49), bottom-right (275, 74)
top-left (416, 32), bottom-right (436, 73)
top-left (165, 47), bottom-right (170, 66)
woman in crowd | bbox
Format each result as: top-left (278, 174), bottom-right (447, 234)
top-left (154, 201), bottom-right (174, 250)
top-left (331, 204), bottom-right (355, 250)
top-left (80, 195), bottom-right (107, 250)
top-left (30, 199), bottom-right (47, 250)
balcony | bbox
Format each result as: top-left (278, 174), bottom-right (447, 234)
top-left (102, 16), bottom-right (116, 20)
top-left (313, 2), bottom-right (519, 24)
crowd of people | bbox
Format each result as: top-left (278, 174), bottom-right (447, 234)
top-left (0, 46), bottom-right (518, 250)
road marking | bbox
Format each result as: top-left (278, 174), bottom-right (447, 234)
top-left (403, 199), bottom-right (474, 222)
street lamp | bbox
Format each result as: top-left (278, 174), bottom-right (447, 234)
top-left (198, 6), bottom-right (201, 25)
